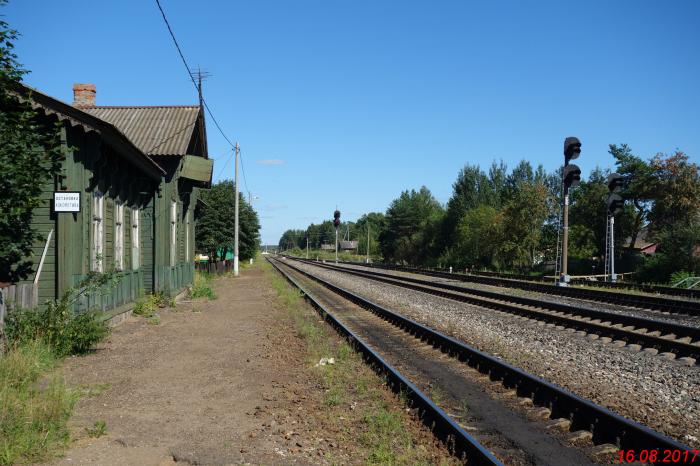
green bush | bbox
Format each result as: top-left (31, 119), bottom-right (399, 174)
top-left (4, 304), bottom-right (108, 358)
top-left (3, 272), bottom-right (115, 357)
top-left (132, 294), bottom-right (158, 318)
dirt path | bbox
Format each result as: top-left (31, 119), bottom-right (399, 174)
top-left (47, 266), bottom-right (332, 465)
top-left (52, 266), bottom-right (456, 466)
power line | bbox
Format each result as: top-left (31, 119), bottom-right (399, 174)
top-left (154, 0), bottom-right (250, 187)
top-left (239, 147), bottom-right (250, 193)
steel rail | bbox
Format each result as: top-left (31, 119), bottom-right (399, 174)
top-left (448, 269), bottom-right (700, 299)
top-left (273, 256), bottom-right (693, 456)
top-left (266, 257), bottom-right (502, 465)
top-left (293, 258), bottom-right (700, 363)
top-left (335, 260), bottom-right (700, 316)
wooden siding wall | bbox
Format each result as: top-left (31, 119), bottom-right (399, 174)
top-left (12, 114), bottom-right (205, 316)
top-left (152, 159), bottom-right (199, 296)
top-left (16, 119), bottom-right (159, 312)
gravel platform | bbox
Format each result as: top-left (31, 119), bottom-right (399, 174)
top-left (292, 260), bottom-right (700, 448)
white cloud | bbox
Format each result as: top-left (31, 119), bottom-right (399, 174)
top-left (257, 159), bottom-right (285, 166)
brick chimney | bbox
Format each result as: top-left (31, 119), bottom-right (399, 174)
top-left (72, 83), bottom-right (96, 107)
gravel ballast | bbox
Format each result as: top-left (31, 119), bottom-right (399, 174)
top-left (292, 259), bottom-right (700, 448)
top-left (336, 263), bottom-right (700, 328)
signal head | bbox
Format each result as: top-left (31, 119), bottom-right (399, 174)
top-left (563, 163), bottom-right (581, 189)
top-left (606, 193), bottom-right (624, 215)
top-left (607, 173), bottom-right (624, 193)
top-left (564, 137), bottom-right (581, 164)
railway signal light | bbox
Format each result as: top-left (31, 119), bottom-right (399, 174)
top-left (607, 193), bottom-right (624, 216)
top-left (563, 164), bottom-right (581, 189)
top-left (607, 173), bottom-right (624, 193)
top-left (333, 210), bottom-right (341, 228)
top-left (564, 137), bottom-right (581, 165)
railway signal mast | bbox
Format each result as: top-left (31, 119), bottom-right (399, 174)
top-left (605, 173), bottom-right (625, 282)
top-left (333, 209), bottom-right (341, 263)
top-left (558, 137), bottom-right (582, 287)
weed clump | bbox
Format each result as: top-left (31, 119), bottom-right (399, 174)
top-left (0, 341), bottom-right (76, 465)
top-left (189, 272), bottom-right (216, 300)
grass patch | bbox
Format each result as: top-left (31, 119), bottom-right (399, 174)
top-left (0, 341), bottom-right (77, 465)
top-left (77, 383), bottom-right (111, 398)
top-left (263, 260), bottom-right (454, 464)
top-left (189, 272), bottom-right (216, 300)
top-left (85, 420), bottom-right (107, 438)
top-left (146, 316), bottom-right (161, 325)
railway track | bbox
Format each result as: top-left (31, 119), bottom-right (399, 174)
top-left (266, 257), bottom-right (502, 465)
top-left (291, 258), bottom-right (700, 365)
top-left (333, 260), bottom-right (700, 316)
top-left (268, 256), bottom-right (693, 464)
top-left (454, 269), bottom-right (700, 300)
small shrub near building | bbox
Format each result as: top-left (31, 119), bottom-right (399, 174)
top-left (189, 272), bottom-right (216, 300)
top-left (4, 272), bottom-right (116, 357)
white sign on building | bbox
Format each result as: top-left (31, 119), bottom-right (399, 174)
top-left (54, 191), bottom-right (81, 212)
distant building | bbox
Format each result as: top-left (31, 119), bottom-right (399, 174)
top-left (339, 240), bottom-right (358, 251)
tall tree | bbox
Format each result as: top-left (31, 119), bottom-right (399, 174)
top-left (498, 181), bottom-right (548, 269)
top-left (1, 2), bottom-right (63, 283)
top-left (380, 187), bottom-right (444, 265)
top-left (196, 181), bottom-right (260, 261)
top-left (441, 165), bottom-right (495, 252)
top-left (354, 212), bottom-right (386, 256)
top-left (609, 144), bottom-right (655, 249)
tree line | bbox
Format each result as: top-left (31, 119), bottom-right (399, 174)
top-left (279, 145), bottom-right (700, 284)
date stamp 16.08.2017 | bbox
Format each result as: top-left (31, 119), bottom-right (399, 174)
top-left (618, 449), bottom-right (699, 464)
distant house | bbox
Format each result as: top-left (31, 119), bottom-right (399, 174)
top-left (627, 228), bottom-right (700, 257)
top-left (628, 228), bottom-right (657, 255)
top-left (12, 83), bottom-right (212, 313)
top-left (339, 240), bottom-right (358, 251)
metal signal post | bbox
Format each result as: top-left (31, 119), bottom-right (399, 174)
top-left (333, 209), bottom-right (341, 263)
top-left (605, 173), bottom-right (625, 282)
top-left (558, 137), bottom-right (582, 287)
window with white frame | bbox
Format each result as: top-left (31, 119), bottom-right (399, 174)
top-left (114, 202), bottom-right (124, 270)
top-left (91, 191), bottom-right (104, 272)
top-left (132, 207), bottom-right (140, 270)
top-left (170, 200), bottom-right (177, 266)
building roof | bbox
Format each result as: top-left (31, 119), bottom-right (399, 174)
top-left (82, 106), bottom-right (203, 156)
top-left (18, 85), bottom-right (165, 179)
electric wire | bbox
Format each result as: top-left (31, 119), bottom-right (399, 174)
top-left (154, 0), bottom-right (250, 190)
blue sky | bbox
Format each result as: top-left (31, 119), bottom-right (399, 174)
top-left (6, 0), bottom-right (699, 244)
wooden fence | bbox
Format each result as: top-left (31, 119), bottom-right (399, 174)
top-left (0, 283), bottom-right (38, 330)
top-left (195, 260), bottom-right (234, 275)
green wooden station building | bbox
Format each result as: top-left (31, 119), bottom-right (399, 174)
top-left (17, 83), bottom-right (213, 312)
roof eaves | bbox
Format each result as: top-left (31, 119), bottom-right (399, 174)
top-left (17, 84), bottom-right (166, 179)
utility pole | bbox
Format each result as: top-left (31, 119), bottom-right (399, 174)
top-left (306, 236), bottom-right (309, 259)
top-left (366, 224), bottom-right (370, 264)
top-left (233, 142), bottom-right (240, 277)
